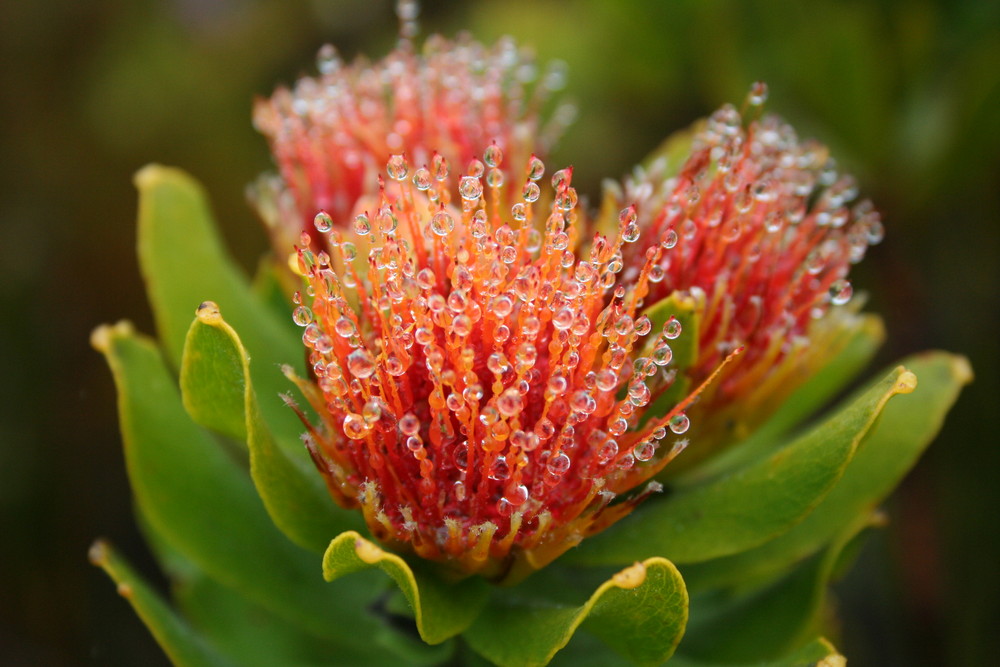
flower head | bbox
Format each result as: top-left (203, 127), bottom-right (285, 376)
top-left (609, 85), bottom-right (884, 452)
top-left (286, 142), bottom-right (746, 578)
top-left (252, 33), bottom-right (572, 258)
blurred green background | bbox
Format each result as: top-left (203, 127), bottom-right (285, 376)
top-left (1, 0), bottom-right (996, 664)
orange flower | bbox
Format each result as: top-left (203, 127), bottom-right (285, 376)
top-left (252, 33), bottom-right (572, 258)
top-left (610, 84), bottom-right (883, 452)
top-left (286, 146), bottom-right (739, 578)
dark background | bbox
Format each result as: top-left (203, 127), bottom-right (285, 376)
top-left (1, 0), bottom-right (996, 664)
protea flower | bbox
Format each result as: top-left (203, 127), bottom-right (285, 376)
top-left (251, 31), bottom-right (572, 261)
top-left (287, 145), bottom-right (745, 579)
top-left (603, 84), bottom-right (886, 458)
top-left (91, 25), bottom-right (970, 667)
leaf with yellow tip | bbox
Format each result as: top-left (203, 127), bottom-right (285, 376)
top-left (89, 539), bottom-right (236, 667)
top-left (464, 557), bottom-right (687, 666)
top-left (323, 531), bottom-right (489, 645)
top-left (681, 351), bottom-right (972, 592)
top-left (136, 165), bottom-right (304, 443)
top-left (179, 303), bottom-right (364, 552)
top-left (669, 637), bottom-right (844, 667)
top-left (566, 363), bottom-right (916, 566)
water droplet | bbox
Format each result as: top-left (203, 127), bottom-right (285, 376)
top-left (489, 455), bottom-right (510, 480)
top-left (497, 388), bottom-right (523, 417)
top-left (313, 211), bottom-right (333, 233)
top-left (663, 316), bottom-right (682, 339)
top-left (747, 80), bottom-right (769, 106)
top-left (386, 154), bottom-right (409, 181)
top-left (527, 156), bottom-right (545, 181)
top-left (669, 412), bottom-right (690, 434)
top-left (522, 182), bottom-right (540, 203)
top-left (652, 342), bottom-right (673, 366)
top-left (292, 306), bottom-right (313, 326)
top-left (431, 211), bottom-right (455, 236)
top-left (412, 167), bottom-right (432, 191)
top-left (633, 440), bottom-right (656, 462)
top-left (460, 176), bottom-right (483, 201)
top-left (484, 143), bottom-right (504, 168)
top-left (829, 279), bottom-right (853, 305)
top-left (342, 413), bottom-right (369, 439)
top-left (432, 154), bottom-right (449, 181)
top-left (353, 213), bottom-right (371, 236)
top-left (347, 349), bottom-right (376, 378)
top-left (547, 452), bottom-right (571, 475)
top-left (504, 483), bottom-right (529, 506)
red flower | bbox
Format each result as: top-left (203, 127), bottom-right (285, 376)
top-left (252, 34), bottom-right (571, 259)
top-left (286, 138), bottom-right (745, 578)
top-left (611, 85), bottom-right (883, 453)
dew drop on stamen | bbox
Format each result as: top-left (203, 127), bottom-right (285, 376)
top-left (387, 154), bottom-right (409, 181)
top-left (489, 455), bottom-right (510, 480)
top-left (547, 452), bottom-right (571, 475)
top-left (633, 440), bottom-right (656, 462)
top-left (431, 211), bottom-right (455, 236)
top-left (343, 413), bottom-right (369, 439)
top-left (313, 211), bottom-right (333, 233)
top-left (412, 167), bottom-right (432, 190)
top-left (669, 412), bottom-right (690, 434)
top-left (664, 316), bottom-right (682, 339)
top-left (528, 156), bottom-right (545, 181)
top-left (293, 306), bottom-right (313, 326)
top-left (347, 348), bottom-right (376, 378)
top-left (522, 181), bottom-right (540, 203)
top-left (829, 279), bottom-right (853, 305)
top-left (353, 213), bottom-right (371, 236)
top-left (460, 176), bottom-right (483, 201)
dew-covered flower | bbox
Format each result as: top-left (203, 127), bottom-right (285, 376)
top-left (286, 145), bottom-right (740, 578)
top-left (607, 84), bottom-right (884, 453)
top-left (252, 31), bottom-right (573, 259)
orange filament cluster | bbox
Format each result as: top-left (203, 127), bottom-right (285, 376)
top-left (614, 86), bottom-right (882, 437)
top-left (252, 34), bottom-right (573, 256)
top-left (289, 146), bottom-right (722, 576)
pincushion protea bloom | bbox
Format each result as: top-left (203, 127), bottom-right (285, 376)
top-left (287, 145), bottom-right (743, 578)
top-left (252, 31), bottom-right (572, 260)
top-left (89, 17), bottom-right (971, 667)
top-left (603, 86), bottom-right (885, 455)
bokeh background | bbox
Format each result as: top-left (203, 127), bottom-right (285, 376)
top-left (1, 0), bottom-right (996, 664)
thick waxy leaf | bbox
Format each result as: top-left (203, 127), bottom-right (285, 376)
top-left (89, 540), bottom-right (236, 667)
top-left (682, 352), bottom-right (972, 592)
top-left (676, 313), bottom-right (884, 489)
top-left (91, 322), bottom-right (428, 662)
top-left (679, 517), bottom-right (873, 663)
top-left (174, 565), bottom-right (374, 667)
top-left (669, 637), bottom-right (845, 667)
top-left (135, 165), bottom-right (304, 442)
top-left (465, 558), bottom-right (687, 666)
top-left (565, 363), bottom-right (915, 566)
top-left (180, 303), bottom-right (364, 552)
top-left (323, 531), bottom-right (490, 645)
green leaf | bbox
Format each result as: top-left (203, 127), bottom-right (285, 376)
top-left (91, 322), bottom-right (424, 662)
top-left (323, 531), bottom-right (490, 645)
top-left (464, 558), bottom-right (687, 667)
top-left (637, 291), bottom-right (701, 423)
top-left (174, 566), bottom-right (369, 667)
top-left (179, 303), bottom-right (364, 552)
top-left (564, 363), bottom-right (915, 566)
top-left (135, 165), bottom-right (304, 443)
top-left (668, 637), bottom-right (844, 667)
top-left (681, 352), bottom-right (972, 592)
top-left (88, 539), bottom-right (236, 667)
top-left (675, 313), bottom-right (884, 489)
top-left (679, 517), bottom-right (873, 663)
